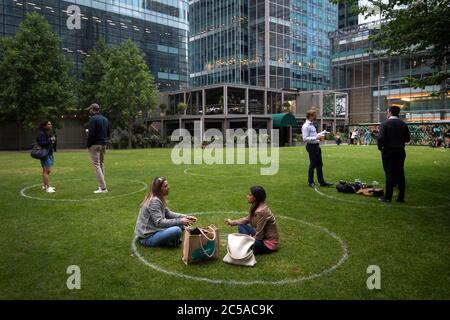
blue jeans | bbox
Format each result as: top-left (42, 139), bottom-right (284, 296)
top-left (140, 226), bottom-right (182, 247)
top-left (238, 224), bottom-right (272, 254)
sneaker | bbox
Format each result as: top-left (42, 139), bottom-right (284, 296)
top-left (319, 182), bottom-right (334, 187)
top-left (93, 188), bottom-right (108, 194)
top-left (308, 182), bottom-right (315, 188)
top-left (45, 187), bottom-right (56, 193)
top-left (378, 197), bottom-right (391, 203)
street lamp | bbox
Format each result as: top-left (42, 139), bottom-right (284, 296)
top-left (377, 76), bottom-right (386, 123)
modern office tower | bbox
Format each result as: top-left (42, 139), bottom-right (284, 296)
top-left (291, 0), bottom-right (337, 91)
top-left (189, 0), bottom-right (337, 91)
top-left (0, 0), bottom-right (189, 91)
top-left (330, 20), bottom-right (449, 125)
top-left (337, 0), bottom-right (358, 29)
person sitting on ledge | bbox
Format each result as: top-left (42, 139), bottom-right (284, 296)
top-left (135, 177), bottom-right (197, 247)
top-left (225, 186), bottom-right (279, 254)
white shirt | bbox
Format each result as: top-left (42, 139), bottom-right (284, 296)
top-left (302, 120), bottom-right (319, 144)
top-left (388, 116), bottom-right (399, 119)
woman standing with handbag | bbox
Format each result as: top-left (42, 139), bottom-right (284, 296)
top-left (225, 186), bottom-right (279, 254)
top-left (37, 121), bottom-right (55, 193)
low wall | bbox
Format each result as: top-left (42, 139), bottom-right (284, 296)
top-left (348, 122), bottom-right (450, 147)
top-left (0, 119), bottom-right (86, 150)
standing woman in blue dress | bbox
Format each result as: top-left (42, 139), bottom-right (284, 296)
top-left (37, 120), bottom-right (55, 193)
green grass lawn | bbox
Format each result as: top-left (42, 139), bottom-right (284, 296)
top-left (0, 146), bottom-right (449, 299)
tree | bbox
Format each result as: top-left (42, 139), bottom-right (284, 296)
top-left (282, 102), bottom-right (291, 113)
top-left (0, 12), bottom-right (75, 128)
top-left (332, 0), bottom-right (450, 93)
top-left (159, 103), bottom-right (167, 116)
top-left (177, 102), bottom-right (187, 114)
top-left (78, 39), bottom-right (112, 110)
top-left (99, 39), bottom-right (158, 148)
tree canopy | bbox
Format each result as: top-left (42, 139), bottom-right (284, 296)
top-left (0, 12), bottom-right (75, 128)
top-left (78, 39), bottom-right (112, 111)
top-left (97, 39), bottom-right (158, 129)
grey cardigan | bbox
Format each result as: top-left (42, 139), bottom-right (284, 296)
top-left (135, 197), bottom-right (185, 239)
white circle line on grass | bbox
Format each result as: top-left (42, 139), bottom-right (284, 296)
top-left (183, 168), bottom-right (261, 178)
top-left (312, 186), bottom-right (449, 209)
top-left (20, 178), bottom-right (147, 202)
top-left (131, 211), bottom-right (349, 285)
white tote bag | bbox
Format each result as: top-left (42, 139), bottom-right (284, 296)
top-left (223, 233), bottom-right (257, 267)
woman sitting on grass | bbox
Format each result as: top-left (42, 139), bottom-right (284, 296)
top-left (135, 177), bottom-right (197, 247)
top-left (225, 186), bottom-right (279, 254)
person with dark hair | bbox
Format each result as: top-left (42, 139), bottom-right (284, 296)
top-left (335, 131), bottom-right (342, 146)
top-left (37, 121), bottom-right (55, 193)
top-left (85, 103), bottom-right (110, 193)
top-left (225, 186), bottom-right (279, 254)
top-left (377, 106), bottom-right (411, 203)
top-left (301, 109), bottom-right (333, 187)
top-left (135, 177), bottom-right (197, 247)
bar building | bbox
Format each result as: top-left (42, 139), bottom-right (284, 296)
top-left (152, 0), bottom-right (347, 145)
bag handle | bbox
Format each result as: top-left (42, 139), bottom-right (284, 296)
top-left (227, 244), bottom-right (254, 261)
top-left (199, 225), bottom-right (216, 241)
top-left (198, 226), bottom-right (217, 258)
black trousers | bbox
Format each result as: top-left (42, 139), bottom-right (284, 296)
top-left (382, 148), bottom-right (406, 200)
top-left (306, 143), bottom-right (325, 184)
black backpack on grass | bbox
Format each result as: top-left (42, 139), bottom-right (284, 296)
top-left (336, 181), bottom-right (365, 193)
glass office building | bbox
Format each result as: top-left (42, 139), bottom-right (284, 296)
top-left (291, 0), bottom-right (337, 90)
top-left (145, 0), bottom-right (345, 145)
top-left (330, 20), bottom-right (449, 124)
top-left (337, 0), bottom-right (357, 29)
top-left (0, 0), bottom-right (189, 91)
top-left (189, 0), bottom-right (337, 91)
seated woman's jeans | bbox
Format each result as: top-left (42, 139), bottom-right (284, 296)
top-left (140, 226), bottom-right (182, 247)
top-left (238, 224), bottom-right (272, 254)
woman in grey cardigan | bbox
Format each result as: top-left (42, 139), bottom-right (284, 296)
top-left (135, 177), bottom-right (197, 247)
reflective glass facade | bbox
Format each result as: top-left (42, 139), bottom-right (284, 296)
top-left (337, 0), bottom-right (357, 29)
top-left (189, 0), bottom-right (250, 86)
top-left (189, 0), bottom-right (337, 91)
top-left (330, 21), bottom-right (449, 124)
top-left (291, 0), bottom-right (337, 90)
top-left (0, 0), bottom-right (189, 91)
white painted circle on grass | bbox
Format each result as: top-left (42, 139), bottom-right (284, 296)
top-left (20, 178), bottom-right (147, 202)
top-left (131, 211), bottom-right (349, 285)
top-left (313, 186), bottom-right (450, 209)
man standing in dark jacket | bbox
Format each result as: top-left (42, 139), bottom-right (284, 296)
top-left (86, 103), bottom-right (110, 193)
top-left (377, 106), bottom-right (411, 203)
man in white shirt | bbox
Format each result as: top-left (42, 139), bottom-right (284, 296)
top-left (302, 109), bottom-right (333, 187)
